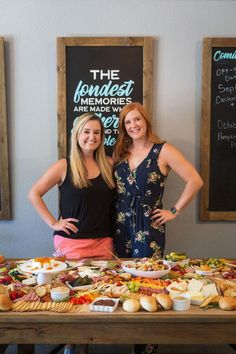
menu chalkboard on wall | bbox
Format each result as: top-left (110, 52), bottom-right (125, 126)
top-left (57, 37), bottom-right (153, 157)
top-left (200, 38), bottom-right (236, 220)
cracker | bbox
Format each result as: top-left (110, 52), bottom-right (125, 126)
top-left (62, 302), bottom-right (69, 312)
top-left (28, 301), bottom-right (37, 311)
top-left (35, 302), bottom-right (43, 311)
top-left (13, 301), bottom-right (27, 311)
top-left (19, 302), bottom-right (30, 312)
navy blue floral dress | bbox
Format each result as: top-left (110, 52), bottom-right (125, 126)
top-left (114, 143), bottom-right (166, 258)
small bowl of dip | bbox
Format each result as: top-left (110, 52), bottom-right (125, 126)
top-left (172, 294), bottom-right (191, 311)
top-left (90, 297), bottom-right (119, 312)
top-left (50, 286), bottom-right (70, 302)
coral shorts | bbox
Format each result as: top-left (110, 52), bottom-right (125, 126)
top-left (54, 235), bottom-right (113, 260)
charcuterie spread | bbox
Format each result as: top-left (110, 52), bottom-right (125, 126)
top-left (0, 253), bottom-right (236, 314)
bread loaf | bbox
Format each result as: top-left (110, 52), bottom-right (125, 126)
top-left (140, 296), bottom-right (158, 312)
top-left (219, 296), bottom-right (236, 311)
top-left (122, 299), bottom-right (140, 313)
top-left (0, 294), bottom-right (13, 311)
top-left (154, 293), bottom-right (173, 310)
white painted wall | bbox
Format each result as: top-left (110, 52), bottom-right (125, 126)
top-left (0, 0), bottom-right (235, 259)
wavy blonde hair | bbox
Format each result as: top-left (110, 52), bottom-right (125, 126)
top-left (113, 102), bottom-right (165, 163)
top-left (70, 113), bottom-right (115, 189)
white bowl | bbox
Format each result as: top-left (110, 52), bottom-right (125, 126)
top-left (172, 295), bottom-right (191, 311)
top-left (90, 298), bottom-right (119, 312)
top-left (163, 258), bottom-right (190, 267)
top-left (121, 261), bottom-right (170, 279)
top-left (50, 286), bottom-right (70, 302)
top-left (169, 290), bottom-right (188, 299)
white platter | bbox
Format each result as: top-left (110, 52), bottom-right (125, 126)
top-left (20, 260), bottom-right (68, 274)
top-left (121, 261), bottom-right (170, 279)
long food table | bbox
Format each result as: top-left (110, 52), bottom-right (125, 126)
top-left (0, 256), bottom-right (236, 348)
top-left (0, 306), bottom-right (236, 345)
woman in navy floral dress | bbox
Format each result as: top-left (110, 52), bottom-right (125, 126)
top-left (113, 102), bottom-right (203, 259)
top-left (113, 103), bottom-right (203, 354)
top-left (114, 143), bottom-right (166, 258)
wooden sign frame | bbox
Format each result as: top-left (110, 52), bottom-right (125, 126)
top-left (0, 37), bottom-right (10, 220)
top-left (57, 37), bottom-right (153, 158)
top-left (200, 37), bottom-right (236, 221)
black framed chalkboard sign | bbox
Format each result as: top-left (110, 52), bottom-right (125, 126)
top-left (57, 37), bottom-right (153, 157)
top-left (200, 38), bottom-right (236, 221)
top-left (0, 37), bottom-right (11, 220)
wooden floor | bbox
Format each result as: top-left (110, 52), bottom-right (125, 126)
top-left (3, 344), bottom-right (236, 354)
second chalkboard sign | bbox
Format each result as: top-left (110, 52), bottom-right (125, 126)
top-left (200, 38), bottom-right (236, 220)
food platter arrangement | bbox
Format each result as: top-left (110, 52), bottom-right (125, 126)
top-left (0, 253), bottom-right (236, 313)
top-left (121, 259), bottom-right (170, 278)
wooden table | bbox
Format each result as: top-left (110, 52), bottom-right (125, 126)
top-left (0, 306), bottom-right (236, 345)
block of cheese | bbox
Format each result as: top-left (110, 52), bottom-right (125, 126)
top-left (201, 283), bottom-right (218, 298)
top-left (188, 278), bottom-right (203, 293)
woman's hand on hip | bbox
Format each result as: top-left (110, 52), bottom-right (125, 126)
top-left (51, 217), bottom-right (79, 235)
top-left (150, 208), bottom-right (176, 227)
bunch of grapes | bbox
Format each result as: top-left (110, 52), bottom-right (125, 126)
top-left (127, 281), bottom-right (140, 292)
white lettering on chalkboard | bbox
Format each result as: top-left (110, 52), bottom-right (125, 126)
top-left (218, 132), bottom-right (236, 141)
top-left (231, 141), bottom-right (236, 149)
top-left (217, 119), bottom-right (236, 130)
top-left (215, 95), bottom-right (236, 105)
top-left (79, 97), bottom-right (131, 106)
top-left (90, 70), bottom-right (120, 80)
top-left (218, 83), bottom-right (236, 94)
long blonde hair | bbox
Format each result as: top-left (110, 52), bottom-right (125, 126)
top-left (113, 102), bottom-right (165, 162)
top-left (70, 113), bottom-right (115, 189)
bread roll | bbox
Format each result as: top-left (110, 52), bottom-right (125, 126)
top-left (0, 294), bottom-right (13, 311)
top-left (123, 299), bottom-right (140, 313)
top-left (0, 254), bottom-right (5, 264)
top-left (140, 296), bottom-right (158, 312)
top-left (154, 293), bottom-right (173, 310)
top-left (0, 285), bottom-right (9, 296)
top-left (219, 296), bottom-right (236, 311)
